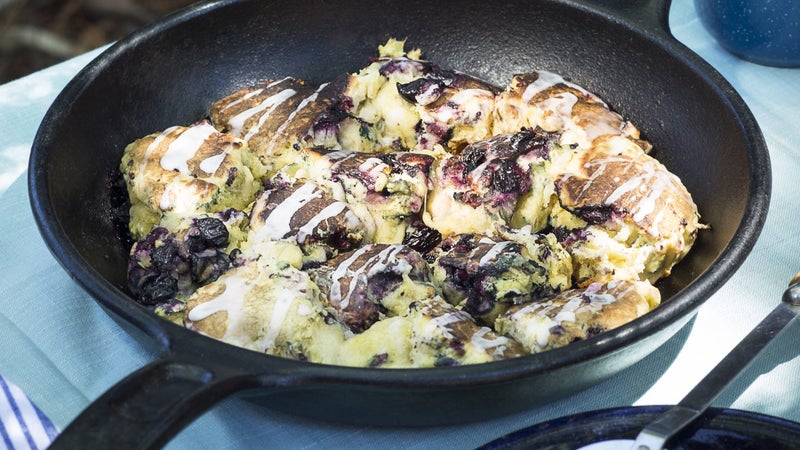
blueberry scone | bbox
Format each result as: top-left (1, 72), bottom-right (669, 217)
top-left (120, 120), bottom-right (261, 238)
top-left (300, 148), bottom-right (436, 243)
top-left (425, 127), bottom-right (561, 236)
top-left (495, 280), bottom-right (660, 353)
top-left (248, 180), bottom-right (365, 267)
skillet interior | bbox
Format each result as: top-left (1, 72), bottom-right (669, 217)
top-left (29, 0), bottom-right (769, 426)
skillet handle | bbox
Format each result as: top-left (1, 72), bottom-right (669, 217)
top-left (48, 354), bottom-right (259, 450)
top-left (585, 0), bottom-right (674, 38)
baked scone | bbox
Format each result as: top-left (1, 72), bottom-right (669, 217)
top-left (495, 279), bottom-right (660, 353)
top-left (309, 243), bottom-right (436, 333)
top-left (551, 135), bottom-right (701, 284)
top-left (209, 76), bottom-right (347, 179)
top-left (429, 234), bottom-right (548, 323)
top-left (425, 127), bottom-right (561, 236)
top-left (128, 211), bottom-right (248, 309)
top-left (119, 120), bottom-right (261, 238)
top-left (301, 148), bottom-right (436, 243)
top-left (183, 242), bottom-right (348, 363)
top-left (313, 38), bottom-right (498, 154)
top-left (248, 180), bottom-right (365, 267)
top-left (335, 295), bottom-right (526, 368)
top-left (405, 296), bottom-right (526, 366)
top-left (493, 71), bottom-right (648, 151)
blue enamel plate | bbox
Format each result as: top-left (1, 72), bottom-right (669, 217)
top-left (478, 406), bottom-right (800, 450)
top-left (0, 375), bottom-right (59, 450)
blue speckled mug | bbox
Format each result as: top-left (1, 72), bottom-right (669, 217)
top-left (695, 0), bottom-right (800, 67)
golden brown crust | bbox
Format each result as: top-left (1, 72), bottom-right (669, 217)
top-left (185, 282), bottom-right (228, 339)
top-left (119, 121), bottom-right (260, 237)
top-left (209, 76), bottom-right (348, 174)
top-left (493, 71), bottom-right (645, 150)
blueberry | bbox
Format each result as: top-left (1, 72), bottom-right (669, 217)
top-left (195, 217), bottom-right (229, 247)
top-left (509, 128), bottom-right (552, 159)
top-left (191, 251), bottom-right (231, 284)
top-left (572, 204), bottom-right (618, 225)
top-left (151, 241), bottom-right (181, 270)
top-left (461, 145), bottom-right (487, 174)
top-left (489, 160), bottom-right (527, 193)
top-left (139, 272), bottom-right (178, 306)
top-left (434, 356), bottom-right (459, 367)
top-left (369, 353), bottom-right (389, 368)
top-left (397, 78), bottom-right (447, 105)
top-left (585, 325), bottom-right (607, 339)
top-left (185, 218), bottom-right (229, 252)
top-left (552, 226), bottom-right (590, 247)
top-left (403, 226), bottom-right (442, 254)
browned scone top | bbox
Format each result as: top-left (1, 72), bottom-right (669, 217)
top-left (493, 71), bottom-right (649, 151)
top-left (552, 135), bottom-right (701, 283)
top-left (556, 135), bottom-right (700, 242)
top-left (119, 120), bottom-right (260, 238)
top-left (209, 76), bottom-right (348, 174)
top-left (496, 279), bottom-right (660, 353)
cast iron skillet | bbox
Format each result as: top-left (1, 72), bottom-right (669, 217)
top-left (29, 0), bottom-right (770, 448)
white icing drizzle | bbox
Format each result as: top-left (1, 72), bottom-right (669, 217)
top-left (329, 244), bottom-right (374, 308)
top-left (187, 272), bottom-right (251, 336)
top-left (160, 179), bottom-right (204, 211)
top-left (358, 157), bottom-right (390, 190)
top-left (139, 126), bottom-right (179, 183)
top-left (296, 201), bottom-right (348, 244)
top-left (256, 182), bottom-right (323, 241)
top-left (262, 293), bottom-right (295, 350)
top-left (577, 155), bottom-right (635, 199)
top-left (228, 88), bottom-right (297, 138)
top-left (358, 157), bottom-right (389, 174)
top-left (267, 77), bottom-right (293, 88)
top-left (220, 77), bottom-right (292, 112)
top-left (518, 71), bottom-right (624, 146)
top-left (326, 151), bottom-right (357, 163)
top-left (297, 303), bottom-right (313, 316)
top-left (245, 89), bottom-right (299, 142)
top-left (325, 150), bottom-right (356, 161)
top-left (329, 244), bottom-right (409, 310)
top-left (430, 311), bottom-right (466, 339)
top-left (160, 122), bottom-right (217, 176)
top-left (603, 158), bottom-right (674, 233)
top-left (478, 241), bottom-right (513, 266)
top-left (521, 71), bottom-right (590, 103)
top-left (198, 142), bottom-right (230, 175)
top-left (470, 326), bottom-right (510, 355)
top-left (366, 245), bottom-right (411, 278)
top-left (267, 82), bottom-right (330, 150)
top-left (220, 88), bottom-right (265, 112)
top-left (539, 92), bottom-right (579, 128)
top-left (512, 284), bottom-right (624, 349)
